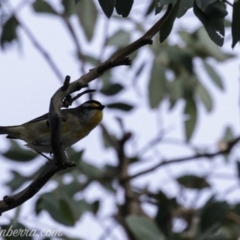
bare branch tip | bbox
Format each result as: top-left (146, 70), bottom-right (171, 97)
top-left (62, 75), bottom-right (71, 91)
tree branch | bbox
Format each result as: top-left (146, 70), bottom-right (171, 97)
top-left (124, 136), bottom-right (240, 181)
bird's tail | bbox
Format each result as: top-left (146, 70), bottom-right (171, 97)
top-left (0, 126), bottom-right (21, 139)
top-left (0, 126), bottom-right (9, 134)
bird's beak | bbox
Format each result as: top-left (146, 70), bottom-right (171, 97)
top-left (100, 105), bottom-right (105, 110)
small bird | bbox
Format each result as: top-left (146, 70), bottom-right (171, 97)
top-left (0, 100), bottom-right (105, 153)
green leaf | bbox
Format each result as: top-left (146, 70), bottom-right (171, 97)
top-left (35, 192), bottom-right (76, 226)
top-left (200, 196), bottom-right (229, 233)
top-left (74, 0), bottom-right (81, 5)
top-left (59, 198), bottom-right (76, 225)
top-left (36, 188), bottom-right (92, 226)
top-left (145, 0), bottom-right (155, 16)
top-left (78, 160), bottom-right (102, 178)
top-left (204, 1), bottom-right (228, 19)
top-left (168, 78), bottom-right (183, 109)
top-left (100, 83), bottom-right (124, 96)
top-left (155, 0), bottom-right (163, 15)
top-left (202, 61), bottom-right (224, 90)
top-left (177, 0), bottom-right (193, 18)
top-left (91, 200), bottom-right (100, 214)
top-left (160, 0), bottom-right (174, 5)
top-left (177, 174), bottom-right (210, 189)
top-left (155, 191), bottom-right (178, 237)
top-left (115, 0), bottom-right (133, 17)
top-left (196, 81), bottom-right (213, 112)
top-left (184, 97), bottom-right (197, 141)
top-left (6, 170), bottom-right (31, 192)
top-left (2, 140), bottom-right (38, 161)
top-left (159, 0), bottom-right (180, 43)
top-left (195, 27), bottom-right (234, 61)
top-left (106, 102), bottom-right (134, 111)
top-left (66, 148), bottom-right (84, 164)
top-left (74, 0), bottom-right (97, 41)
top-left (232, 0), bottom-right (240, 48)
top-left (193, 2), bottom-right (224, 46)
top-left (98, 0), bottom-right (115, 18)
top-left (61, 0), bottom-right (74, 17)
top-left (101, 125), bottom-right (117, 149)
top-left (0, 16), bottom-right (19, 49)
top-left (107, 30), bottom-right (131, 47)
top-left (222, 126), bottom-right (234, 142)
top-left (236, 161), bottom-right (240, 180)
top-left (195, 0), bottom-right (218, 11)
top-left (148, 62), bottom-right (167, 109)
top-left (126, 215), bottom-right (166, 240)
top-left (32, 0), bottom-right (58, 14)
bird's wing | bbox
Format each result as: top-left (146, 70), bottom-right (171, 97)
top-left (25, 113), bottom-right (49, 124)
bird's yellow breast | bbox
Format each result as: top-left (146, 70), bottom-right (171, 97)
top-left (74, 110), bottom-right (103, 139)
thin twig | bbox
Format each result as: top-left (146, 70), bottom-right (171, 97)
top-left (124, 137), bottom-right (240, 181)
top-left (223, 0), bottom-right (233, 7)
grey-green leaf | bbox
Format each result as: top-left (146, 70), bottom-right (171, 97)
top-left (74, 0), bottom-right (97, 41)
top-left (98, 0), bottom-right (115, 18)
top-left (195, 0), bottom-right (218, 11)
top-left (148, 62), bottom-right (166, 108)
top-left (177, 0), bottom-right (193, 18)
top-left (193, 1), bottom-right (224, 46)
top-left (107, 30), bottom-right (130, 47)
top-left (115, 0), bottom-right (133, 17)
top-left (32, 0), bottom-right (58, 15)
top-left (222, 126), bottom-right (234, 142)
top-left (203, 61), bottom-right (224, 90)
top-left (184, 97), bottom-right (198, 141)
top-left (159, 0), bottom-right (180, 43)
top-left (177, 174), bottom-right (210, 189)
top-left (232, 0), bottom-right (240, 48)
top-left (2, 140), bottom-right (38, 162)
top-left (106, 102), bottom-right (134, 111)
top-left (0, 16), bottom-right (19, 49)
top-left (100, 83), bottom-right (124, 96)
top-left (126, 215), bottom-right (166, 240)
top-left (196, 81), bottom-right (213, 112)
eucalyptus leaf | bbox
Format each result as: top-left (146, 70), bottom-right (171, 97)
top-left (177, 0), bottom-right (193, 18)
top-left (148, 62), bottom-right (167, 108)
top-left (106, 102), bottom-right (134, 111)
top-left (196, 27), bottom-right (234, 61)
top-left (2, 140), bottom-right (38, 162)
top-left (232, 0), bottom-right (240, 48)
top-left (74, 0), bottom-right (97, 41)
top-left (177, 174), bottom-right (210, 189)
top-left (196, 81), bottom-right (213, 112)
top-left (200, 197), bottom-right (229, 233)
top-left (98, 0), bottom-right (115, 18)
top-left (184, 97), bottom-right (198, 141)
top-left (61, 0), bottom-right (74, 17)
top-left (115, 0), bottom-right (133, 17)
top-left (107, 30), bottom-right (131, 47)
top-left (35, 193), bottom-right (75, 226)
top-left (59, 198), bottom-right (76, 225)
top-left (6, 170), bottom-right (31, 192)
top-left (0, 16), bottom-right (19, 49)
top-left (100, 83), bottom-right (124, 96)
top-left (222, 126), bottom-right (234, 142)
top-left (204, 1), bottom-right (228, 19)
top-left (195, 0), bottom-right (218, 11)
top-left (126, 215), bottom-right (166, 240)
top-left (159, 0), bottom-right (180, 43)
top-left (202, 61), bottom-right (224, 90)
top-left (32, 0), bottom-right (58, 15)
top-left (193, 2), bottom-right (224, 46)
